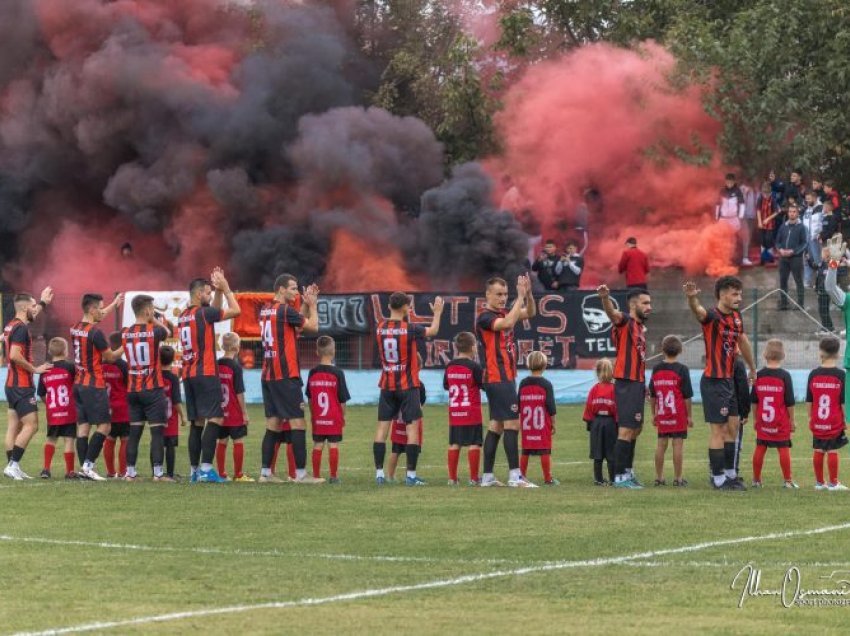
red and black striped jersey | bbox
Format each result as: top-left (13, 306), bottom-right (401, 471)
top-left (259, 301), bottom-right (305, 382)
top-left (103, 359), bottom-right (129, 423)
top-left (476, 308), bottom-right (517, 384)
top-left (177, 305), bottom-right (223, 379)
top-left (612, 314), bottom-right (646, 382)
top-left (37, 360), bottom-right (77, 426)
top-left (701, 307), bottom-right (744, 379)
top-left (4, 318), bottom-right (33, 389)
top-left (122, 323), bottom-right (168, 392)
top-left (806, 367), bottom-right (846, 439)
top-left (70, 322), bottom-right (109, 388)
top-left (376, 320), bottom-right (425, 391)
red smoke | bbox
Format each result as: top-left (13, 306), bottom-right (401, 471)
top-left (496, 41), bottom-right (735, 282)
top-left (323, 229), bottom-right (416, 292)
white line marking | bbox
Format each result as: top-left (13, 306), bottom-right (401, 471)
top-left (12, 521), bottom-right (850, 636)
top-left (0, 535), bottom-right (520, 565)
top-left (624, 560), bottom-right (850, 569)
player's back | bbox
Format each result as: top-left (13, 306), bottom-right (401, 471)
top-left (39, 360), bottom-right (77, 426)
top-left (444, 357), bottom-right (483, 426)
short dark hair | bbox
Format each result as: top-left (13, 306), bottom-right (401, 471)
top-left (273, 273), bottom-right (297, 293)
top-left (486, 277), bottom-right (507, 290)
top-left (823, 199), bottom-right (834, 209)
top-left (159, 345), bottom-right (175, 366)
top-left (454, 331), bottom-right (477, 354)
top-left (544, 239), bottom-right (556, 245)
top-left (317, 335), bottom-right (335, 357)
top-left (714, 276), bottom-right (742, 299)
top-left (824, 180), bottom-right (835, 188)
top-left (81, 293), bottom-right (103, 312)
top-left (565, 239), bottom-right (578, 249)
top-left (625, 237), bottom-right (637, 245)
top-left (793, 168), bottom-right (803, 176)
top-left (661, 335), bottom-right (683, 357)
top-left (131, 294), bottom-right (154, 317)
top-left (108, 331), bottom-right (122, 350)
top-left (389, 292), bottom-right (410, 310)
top-left (820, 335), bottom-right (841, 357)
top-left (725, 172), bottom-right (736, 180)
top-left (121, 242), bottom-right (133, 252)
top-left (189, 278), bottom-right (210, 296)
top-left (13, 293), bottom-right (33, 305)
top-left (627, 290), bottom-right (649, 304)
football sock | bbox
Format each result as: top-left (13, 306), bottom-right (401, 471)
top-left (286, 444), bottom-right (296, 479)
top-left (119, 437), bottom-right (128, 476)
top-left (85, 432), bottom-right (106, 464)
top-left (628, 439), bottom-right (637, 471)
top-left (103, 437), bottom-right (116, 475)
top-left (813, 450), bottom-right (825, 484)
top-left (76, 436), bottom-right (89, 466)
top-left (593, 459), bottom-right (604, 483)
top-left (261, 430), bottom-right (277, 469)
top-left (150, 426), bottom-right (164, 474)
top-left (5, 449), bottom-right (10, 462)
top-left (828, 452), bottom-right (840, 484)
top-left (503, 430), bottom-right (520, 471)
top-left (200, 422), bottom-right (220, 465)
top-left (270, 441), bottom-right (281, 473)
top-left (43, 444), bottom-right (55, 470)
top-left (64, 451), bottom-right (75, 475)
top-left (520, 453), bottom-right (529, 477)
top-left (482, 431), bottom-right (501, 474)
top-left (233, 443), bottom-right (244, 478)
top-left (752, 445), bottom-right (767, 482)
top-left (778, 447), bottom-right (792, 481)
top-left (709, 448), bottom-right (726, 486)
top-left (329, 447), bottom-right (339, 478)
top-left (312, 448), bottom-right (323, 478)
top-left (216, 441), bottom-right (227, 475)
top-left (406, 443), bottom-right (421, 472)
top-left (291, 429), bottom-right (307, 470)
top-left (165, 444), bottom-right (175, 477)
top-left (614, 439), bottom-right (631, 481)
top-left (447, 448), bottom-right (460, 481)
top-left (607, 459), bottom-right (615, 483)
top-left (724, 441), bottom-right (737, 478)
top-left (468, 447), bottom-right (480, 481)
top-left (541, 454), bottom-right (552, 482)
top-left (126, 425), bottom-right (144, 469)
top-left (373, 442), bottom-right (386, 470)
top-left (188, 424), bottom-right (202, 469)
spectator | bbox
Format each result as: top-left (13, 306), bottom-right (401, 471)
top-left (740, 181), bottom-right (757, 266)
top-left (775, 203), bottom-right (808, 310)
top-left (618, 237), bottom-right (649, 292)
top-left (769, 170), bottom-right (785, 206)
top-left (783, 168), bottom-right (806, 205)
top-left (815, 254), bottom-right (835, 334)
top-left (531, 239), bottom-right (563, 290)
top-left (823, 180), bottom-right (841, 211)
top-left (558, 240), bottom-right (584, 290)
top-left (811, 176), bottom-right (826, 203)
top-left (756, 181), bottom-right (781, 265)
top-left (715, 173), bottom-right (745, 237)
top-left (801, 190), bottom-right (824, 287)
top-left (821, 199), bottom-right (840, 245)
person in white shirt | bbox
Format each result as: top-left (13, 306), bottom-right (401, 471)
top-left (801, 190), bottom-right (824, 287)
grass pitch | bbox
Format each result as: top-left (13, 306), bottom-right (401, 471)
top-left (2, 404), bottom-right (850, 635)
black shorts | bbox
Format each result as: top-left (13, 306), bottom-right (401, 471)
top-left (700, 376), bottom-right (738, 424)
top-left (109, 422), bottom-right (130, 438)
top-left (262, 379), bottom-right (305, 420)
top-left (5, 387), bottom-right (37, 418)
top-left (218, 425), bottom-right (248, 441)
top-left (164, 435), bottom-right (179, 448)
top-left (184, 376), bottom-right (224, 421)
top-left (128, 390), bottom-right (168, 424)
top-left (74, 386), bottom-right (111, 425)
top-left (448, 425), bottom-right (483, 447)
top-left (391, 442), bottom-right (407, 454)
top-left (614, 379), bottom-right (646, 429)
top-left (378, 388), bottom-right (422, 423)
top-left (484, 381), bottom-right (519, 422)
top-left (313, 434), bottom-right (343, 443)
top-left (589, 415), bottom-right (617, 460)
top-left (658, 431), bottom-right (688, 439)
top-left (47, 423), bottom-right (76, 439)
top-left (813, 432), bottom-right (849, 452)
top-left (756, 438), bottom-right (792, 448)
top-left (277, 429), bottom-right (292, 444)
top-left (522, 448), bottom-right (551, 456)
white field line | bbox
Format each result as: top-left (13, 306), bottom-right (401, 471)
top-left (625, 560), bottom-right (850, 568)
top-left (11, 521), bottom-right (850, 636)
top-left (0, 535), bottom-right (522, 566)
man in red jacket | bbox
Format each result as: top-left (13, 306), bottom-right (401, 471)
top-left (618, 237), bottom-right (650, 291)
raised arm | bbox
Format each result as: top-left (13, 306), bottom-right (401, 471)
top-left (102, 292), bottom-right (124, 317)
top-left (30, 286), bottom-right (54, 321)
top-left (424, 296), bottom-right (445, 337)
top-left (300, 284), bottom-right (320, 335)
top-left (492, 276), bottom-right (531, 331)
top-left (596, 284), bottom-right (623, 325)
top-left (521, 275), bottom-right (536, 320)
top-left (823, 238), bottom-right (847, 308)
top-left (211, 268), bottom-right (241, 320)
top-left (683, 281), bottom-right (708, 323)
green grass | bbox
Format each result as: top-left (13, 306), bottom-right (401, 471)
top-left (2, 404), bottom-right (850, 635)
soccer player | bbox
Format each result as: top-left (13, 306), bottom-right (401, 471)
top-left (732, 352), bottom-right (752, 479)
top-left (519, 351), bottom-right (558, 485)
top-left (103, 332), bottom-right (130, 478)
top-left (37, 338), bottom-right (77, 480)
top-left (477, 275), bottom-right (537, 488)
top-left (160, 346), bottom-right (183, 481)
top-left (258, 274), bottom-right (320, 484)
top-left (216, 332), bottom-right (252, 482)
top-left (683, 276), bottom-right (757, 491)
top-left (373, 292), bottom-right (444, 486)
top-left (649, 335), bottom-right (693, 487)
top-left (306, 336), bottom-right (350, 483)
top-left (583, 358), bottom-right (617, 485)
top-left (806, 335), bottom-right (848, 490)
top-left (443, 331), bottom-right (484, 486)
top-left (3, 287), bottom-right (53, 480)
top-left (72, 292), bottom-right (124, 481)
top-left (122, 294), bottom-right (171, 481)
top-left (598, 284), bottom-right (650, 489)
top-left (751, 339), bottom-right (797, 488)
top-left (387, 385), bottom-right (427, 483)
top-left (178, 268), bottom-right (241, 483)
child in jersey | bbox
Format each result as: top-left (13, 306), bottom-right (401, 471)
top-left (649, 336), bottom-right (693, 487)
top-left (306, 336), bottom-right (350, 483)
top-left (443, 332), bottom-right (484, 486)
top-left (519, 351), bottom-right (557, 486)
top-left (102, 331), bottom-right (130, 478)
top-left (215, 333), bottom-right (252, 482)
top-left (807, 335), bottom-right (848, 490)
top-left (160, 346), bottom-right (183, 481)
top-left (37, 338), bottom-right (78, 480)
top-left (751, 339), bottom-right (797, 488)
top-left (583, 358), bottom-right (617, 485)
